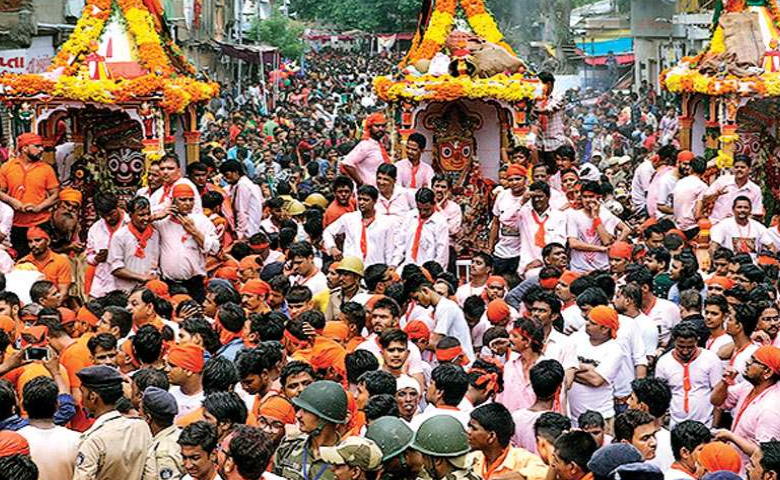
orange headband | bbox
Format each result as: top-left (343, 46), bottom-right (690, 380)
top-left (404, 320), bottom-right (430, 341)
top-left (559, 270), bottom-right (581, 286)
top-left (26, 226), bottom-right (49, 241)
top-left (323, 321), bottom-right (350, 341)
top-left (167, 343), bottom-right (205, 373)
top-left (284, 330), bottom-right (308, 347)
top-left (487, 275), bottom-right (506, 287)
top-left (436, 346), bottom-right (468, 366)
top-left (78, 306), bottom-right (100, 327)
top-left (172, 183), bottom-right (195, 198)
top-left (539, 277), bottom-right (559, 290)
top-left (259, 396), bottom-right (296, 425)
top-left (698, 442), bottom-right (741, 474)
top-left (588, 305), bottom-right (619, 338)
top-left (241, 279), bottom-right (270, 296)
top-left (146, 279), bottom-right (170, 299)
top-left (608, 241), bottom-right (633, 260)
top-left (16, 133), bottom-right (43, 150)
top-left (469, 367), bottom-right (500, 395)
top-left (486, 299), bottom-right (510, 325)
top-left (754, 345), bottom-right (780, 375)
top-left (59, 187), bottom-right (83, 204)
top-left (506, 164), bottom-right (528, 178)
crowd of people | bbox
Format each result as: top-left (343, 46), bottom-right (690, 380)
top-left (0, 49), bottom-right (777, 480)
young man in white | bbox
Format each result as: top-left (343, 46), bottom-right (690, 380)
top-left (625, 265), bottom-right (681, 349)
top-left (391, 187), bottom-right (449, 270)
top-left (489, 163), bottom-right (527, 275)
top-left (699, 153), bottom-right (764, 225)
top-left (219, 159), bottom-right (264, 241)
top-left (672, 155), bottom-right (707, 239)
top-left (375, 163), bottom-right (414, 220)
top-left (395, 133), bottom-right (434, 189)
top-left (288, 241), bottom-right (329, 297)
top-left (565, 305), bottom-right (623, 426)
top-left (567, 180), bottom-right (628, 273)
top-left (655, 321), bottom-right (722, 427)
top-left (710, 196), bottom-right (771, 259)
top-left (455, 252), bottom-right (492, 306)
top-left (324, 185), bottom-right (395, 266)
top-left (516, 181), bottom-right (568, 276)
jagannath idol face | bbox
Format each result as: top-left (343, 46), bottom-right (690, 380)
top-left (437, 138), bottom-right (474, 172)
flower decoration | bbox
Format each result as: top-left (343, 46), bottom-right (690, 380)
top-left (373, 73), bottom-right (540, 103)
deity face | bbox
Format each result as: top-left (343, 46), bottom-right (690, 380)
top-left (107, 148), bottom-right (145, 187)
top-left (437, 139), bottom-right (474, 172)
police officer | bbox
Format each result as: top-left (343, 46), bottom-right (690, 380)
top-left (410, 415), bottom-right (479, 480)
top-left (74, 365), bottom-right (155, 480)
top-left (272, 380), bottom-right (348, 480)
top-left (365, 416), bottom-right (425, 480)
top-left (141, 386), bottom-right (185, 480)
top-left (320, 436), bottom-right (383, 480)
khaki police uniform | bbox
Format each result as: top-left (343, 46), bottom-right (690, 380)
top-left (144, 424), bottom-right (185, 480)
top-left (73, 410), bottom-right (155, 480)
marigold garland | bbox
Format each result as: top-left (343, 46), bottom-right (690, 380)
top-left (373, 73), bottom-right (540, 103)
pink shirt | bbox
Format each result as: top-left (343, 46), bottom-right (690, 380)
top-left (727, 382), bottom-right (780, 462)
top-left (86, 214), bottom-right (130, 298)
top-left (150, 177), bottom-right (203, 214)
top-left (646, 165), bottom-right (671, 219)
top-left (517, 205), bottom-right (567, 271)
top-left (673, 175), bottom-right (707, 231)
top-left (341, 138), bottom-right (386, 186)
top-left (511, 409), bottom-right (545, 453)
top-left (323, 211), bottom-right (395, 266)
top-left (706, 174), bottom-right (764, 225)
top-left (496, 351), bottom-right (541, 413)
top-left (437, 199), bottom-right (463, 238)
top-left (391, 210), bottom-right (449, 269)
top-left (376, 186), bottom-right (415, 219)
top-left (395, 159), bottom-right (434, 189)
top-left (108, 225), bottom-right (160, 293)
top-left (230, 176), bottom-right (264, 240)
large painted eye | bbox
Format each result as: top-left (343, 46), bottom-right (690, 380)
top-left (461, 144), bottom-right (472, 158)
top-left (440, 143), bottom-right (453, 159)
top-left (130, 157), bottom-right (145, 173)
top-left (108, 157), bottom-right (120, 171)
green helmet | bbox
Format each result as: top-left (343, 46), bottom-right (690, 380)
top-left (291, 380), bottom-right (348, 424)
top-left (365, 416), bottom-right (414, 462)
top-left (411, 415), bottom-right (470, 457)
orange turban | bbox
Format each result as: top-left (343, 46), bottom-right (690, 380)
top-left (59, 187), bottom-right (83, 205)
top-left (754, 345), bottom-right (780, 375)
top-left (78, 306), bottom-right (100, 327)
top-left (706, 276), bottom-right (734, 290)
top-left (20, 326), bottom-right (47, 347)
top-left (487, 299), bottom-right (511, 325)
top-left (365, 295), bottom-right (387, 311)
top-left (59, 307), bottom-right (77, 325)
top-left (239, 255), bottom-right (260, 271)
top-left (0, 316), bottom-right (14, 336)
top-left (559, 271), bottom-right (581, 286)
top-left (588, 305), bottom-right (619, 338)
top-left (404, 321), bottom-right (430, 341)
top-left (362, 113), bottom-right (387, 139)
top-left (677, 150), bottom-right (695, 163)
top-left (0, 431), bottom-right (29, 457)
top-left (241, 279), bottom-right (270, 296)
top-left (323, 321), bottom-right (350, 342)
top-left (171, 294), bottom-right (193, 309)
top-left (436, 344), bottom-right (468, 366)
top-left (698, 442), bottom-right (741, 474)
top-left (215, 266), bottom-right (239, 281)
top-left (167, 344), bottom-right (205, 373)
top-left (487, 275), bottom-right (506, 287)
top-left (26, 226), bottom-right (49, 241)
top-left (172, 183), bottom-right (195, 198)
top-left (309, 339), bottom-right (347, 376)
top-left (539, 277), bottom-right (559, 290)
top-left (506, 164), bottom-right (528, 178)
top-left (16, 133), bottom-right (42, 150)
top-left (608, 241), bottom-right (633, 259)
top-left (259, 395), bottom-right (296, 425)
top-left (146, 279), bottom-right (170, 299)
top-left (758, 255), bottom-right (780, 267)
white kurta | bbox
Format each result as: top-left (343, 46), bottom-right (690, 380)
top-left (155, 213), bottom-right (219, 280)
top-left (323, 211), bottom-right (395, 266)
top-left (391, 210), bottom-right (449, 269)
top-left (150, 178), bottom-right (203, 214)
top-left (86, 215), bottom-right (130, 298)
top-left (229, 175), bottom-right (264, 240)
top-left (108, 225), bottom-right (161, 293)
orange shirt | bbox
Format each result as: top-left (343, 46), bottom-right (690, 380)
top-left (324, 198), bottom-right (356, 227)
top-left (0, 157), bottom-right (58, 227)
top-left (59, 336), bottom-right (94, 390)
top-left (176, 405), bottom-right (258, 427)
top-left (346, 336), bottom-right (366, 354)
top-left (20, 250), bottom-right (72, 287)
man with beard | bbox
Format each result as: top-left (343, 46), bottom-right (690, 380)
top-left (108, 196), bottom-right (159, 293)
top-left (86, 192), bottom-right (129, 298)
top-left (712, 345), bottom-right (780, 462)
top-left (0, 133), bottom-right (60, 257)
top-left (154, 183), bottom-right (219, 302)
top-left (341, 112), bottom-right (390, 187)
top-left (395, 375), bottom-right (421, 423)
top-left (150, 154), bottom-right (202, 217)
top-left (19, 227), bottom-right (71, 298)
top-left (43, 188), bottom-right (84, 255)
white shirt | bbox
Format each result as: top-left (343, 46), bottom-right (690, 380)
top-left (455, 282), bottom-right (486, 306)
top-left (673, 175), bottom-right (707, 231)
top-left (567, 206), bottom-right (621, 273)
top-left (566, 331), bottom-right (623, 422)
top-left (631, 159), bottom-right (655, 211)
top-left (86, 214), bottom-right (130, 298)
top-left (645, 297), bottom-right (682, 347)
top-left (391, 210), bottom-right (449, 269)
top-left (492, 189), bottom-right (526, 259)
top-left (396, 159), bottom-right (435, 189)
top-left (630, 312), bottom-right (660, 361)
top-left (706, 174), bottom-right (764, 224)
top-left (18, 424), bottom-right (80, 480)
top-left (655, 348), bottom-right (723, 427)
top-left (516, 204), bottom-right (567, 271)
top-left (150, 177), bottom-right (203, 214)
top-left (654, 170), bottom-right (678, 218)
top-left (229, 176), bottom-right (264, 240)
top-left (614, 315), bottom-right (649, 397)
top-left (410, 403), bottom-right (471, 430)
top-left (711, 217), bottom-right (770, 257)
top-left (323, 211), bottom-right (395, 266)
top-left (155, 213), bottom-right (219, 280)
top-left (650, 427), bottom-right (675, 473)
top-left (108, 224), bottom-right (160, 293)
top-left (290, 269), bottom-right (329, 297)
top-left (437, 199), bottom-right (463, 238)
top-left (355, 334), bottom-right (424, 376)
top-left (170, 386), bottom-right (205, 420)
top-left (376, 186), bottom-right (415, 220)
top-left (433, 297), bottom-right (474, 361)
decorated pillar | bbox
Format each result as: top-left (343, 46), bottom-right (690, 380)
top-left (184, 131), bottom-right (201, 164)
top-left (511, 101), bottom-right (530, 145)
top-left (715, 95), bottom-right (740, 169)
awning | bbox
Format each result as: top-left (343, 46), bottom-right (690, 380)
top-left (584, 53), bottom-right (634, 66)
top-left (215, 42), bottom-right (278, 64)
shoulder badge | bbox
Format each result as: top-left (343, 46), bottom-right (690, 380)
top-left (76, 452), bottom-right (85, 466)
top-left (160, 468), bottom-right (174, 480)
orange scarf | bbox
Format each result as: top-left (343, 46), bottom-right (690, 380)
top-left (673, 348), bottom-right (700, 413)
top-left (128, 223), bottom-right (154, 258)
top-left (531, 210), bottom-right (548, 248)
top-left (411, 217), bottom-right (425, 262)
top-left (360, 216), bottom-right (374, 259)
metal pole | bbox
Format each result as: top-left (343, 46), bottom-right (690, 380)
top-left (237, 0), bottom-right (244, 94)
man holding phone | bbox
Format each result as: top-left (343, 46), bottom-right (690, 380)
top-left (154, 183), bottom-right (218, 303)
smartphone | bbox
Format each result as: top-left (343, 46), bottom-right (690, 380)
top-left (24, 347), bottom-right (49, 361)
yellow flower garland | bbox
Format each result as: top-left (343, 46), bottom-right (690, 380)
top-left (373, 73), bottom-right (539, 103)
